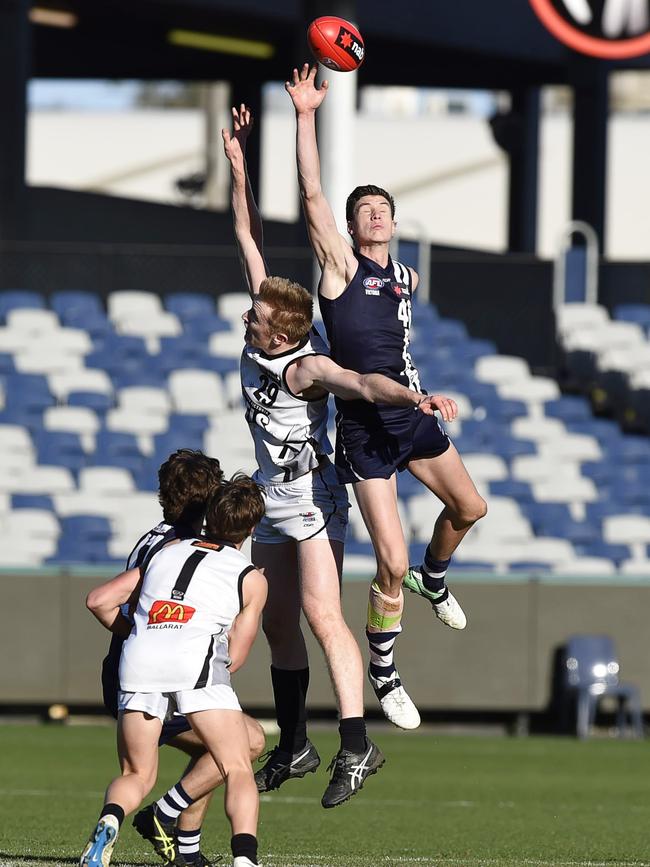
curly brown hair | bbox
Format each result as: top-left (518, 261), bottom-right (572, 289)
top-left (204, 472), bottom-right (265, 545)
top-left (258, 276), bottom-right (313, 343)
top-left (158, 449), bottom-right (224, 527)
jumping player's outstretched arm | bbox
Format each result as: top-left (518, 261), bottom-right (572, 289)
top-left (285, 354), bottom-right (459, 422)
top-left (227, 568), bottom-right (267, 673)
top-left (286, 64), bottom-right (357, 300)
top-left (86, 567), bottom-right (142, 637)
top-left (222, 104), bottom-right (268, 296)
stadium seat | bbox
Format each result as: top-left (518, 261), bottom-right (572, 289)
top-left (165, 292), bottom-right (216, 320)
top-left (551, 557), bottom-right (616, 576)
top-left (209, 331), bottom-right (245, 359)
top-left (544, 396), bottom-right (593, 423)
top-left (613, 303), bottom-right (650, 334)
top-left (560, 634), bottom-right (642, 739)
top-left (12, 493), bottom-right (51, 511)
top-left (50, 290), bottom-right (104, 321)
top-left (217, 292), bottom-right (250, 324)
top-left (475, 355), bottom-right (531, 386)
top-left (34, 430), bottom-right (87, 473)
top-left (169, 369), bottom-right (226, 414)
top-left (0, 290), bottom-right (45, 320)
top-left (107, 291), bottom-right (163, 321)
top-left (79, 467), bottom-right (135, 494)
top-left (68, 391), bottom-right (114, 414)
top-left (49, 369), bottom-right (113, 402)
top-left (7, 308), bottom-right (60, 334)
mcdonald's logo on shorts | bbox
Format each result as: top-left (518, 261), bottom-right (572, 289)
top-left (148, 600), bottom-right (196, 624)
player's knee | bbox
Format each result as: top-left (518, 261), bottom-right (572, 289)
top-left (457, 495), bottom-right (487, 526)
top-left (377, 553), bottom-right (409, 586)
top-left (247, 719), bottom-right (266, 760)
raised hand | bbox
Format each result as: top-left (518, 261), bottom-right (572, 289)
top-left (222, 103), bottom-right (254, 164)
top-left (417, 395), bottom-right (459, 422)
top-left (285, 63), bottom-right (329, 113)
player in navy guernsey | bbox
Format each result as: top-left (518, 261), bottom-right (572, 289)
top-left (288, 64), bottom-right (487, 729)
top-left (90, 450), bottom-right (265, 867)
top-left (223, 105), bottom-right (446, 801)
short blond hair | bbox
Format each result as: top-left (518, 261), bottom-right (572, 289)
top-left (258, 276), bottom-right (313, 343)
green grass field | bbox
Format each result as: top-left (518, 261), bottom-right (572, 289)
top-left (1, 723), bottom-right (649, 867)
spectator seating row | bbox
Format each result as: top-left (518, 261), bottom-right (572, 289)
top-left (0, 288), bottom-right (648, 576)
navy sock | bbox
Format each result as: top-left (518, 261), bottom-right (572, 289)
top-left (339, 716), bottom-right (367, 754)
top-left (177, 827), bottom-right (201, 862)
top-left (231, 833), bottom-right (258, 864)
top-left (422, 551), bottom-right (451, 594)
top-left (100, 803), bottom-right (124, 828)
top-left (271, 666), bottom-right (309, 754)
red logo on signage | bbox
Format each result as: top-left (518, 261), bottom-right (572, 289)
top-left (148, 600), bottom-right (196, 624)
top-left (530, 0), bottom-right (650, 59)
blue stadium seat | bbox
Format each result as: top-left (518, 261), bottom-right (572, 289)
top-left (454, 338), bottom-right (498, 365)
top-left (581, 461), bottom-right (615, 487)
top-left (493, 438), bottom-right (537, 460)
top-left (167, 413), bottom-right (210, 436)
top-left (157, 337), bottom-right (211, 374)
top-left (0, 290), bottom-right (45, 320)
top-left (50, 290), bottom-right (104, 321)
top-left (577, 541), bottom-right (630, 564)
top-left (68, 391), bottom-right (114, 414)
top-left (345, 540), bottom-right (376, 557)
top-left (12, 493), bottom-right (54, 510)
top-left (566, 418), bottom-right (622, 446)
top-left (613, 303), bottom-right (650, 333)
top-left (181, 314), bottom-right (231, 338)
top-left (153, 429), bottom-right (205, 464)
top-left (521, 502), bottom-right (572, 533)
top-left (5, 374), bottom-right (55, 413)
top-left (396, 473), bottom-right (423, 498)
top-left (112, 369), bottom-right (167, 389)
top-left (605, 435), bottom-right (650, 464)
top-left (48, 537), bottom-right (117, 565)
top-left (489, 479), bottom-right (533, 502)
top-left (165, 292), bottom-right (216, 320)
top-left (133, 459), bottom-right (160, 492)
top-left (430, 319), bottom-right (468, 346)
top-left (203, 356), bottom-right (240, 376)
top-left (93, 431), bottom-right (143, 471)
top-left (0, 353), bottom-right (16, 375)
top-left (508, 561), bottom-right (553, 573)
top-left (60, 515), bottom-right (112, 541)
top-left (34, 431), bottom-right (86, 473)
top-left (544, 396), bottom-right (593, 423)
top-left (64, 310), bottom-right (113, 340)
top-left (489, 399), bottom-right (528, 422)
top-left (609, 480), bottom-right (650, 507)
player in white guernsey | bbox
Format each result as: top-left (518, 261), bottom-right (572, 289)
top-left (80, 476), bottom-right (267, 867)
top-left (93, 450), bottom-right (265, 867)
top-left (224, 106), bottom-right (442, 807)
top-left (289, 65), bottom-right (487, 730)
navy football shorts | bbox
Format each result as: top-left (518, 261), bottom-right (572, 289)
top-left (335, 408), bottom-right (450, 484)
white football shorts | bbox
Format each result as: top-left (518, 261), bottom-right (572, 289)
top-left (118, 684), bottom-right (242, 722)
top-left (253, 461), bottom-right (349, 545)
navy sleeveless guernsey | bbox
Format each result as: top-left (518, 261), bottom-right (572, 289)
top-left (319, 251), bottom-right (449, 483)
top-left (320, 253), bottom-right (421, 425)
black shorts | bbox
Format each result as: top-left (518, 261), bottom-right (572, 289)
top-left (102, 640), bottom-right (191, 746)
top-left (335, 408), bottom-right (450, 484)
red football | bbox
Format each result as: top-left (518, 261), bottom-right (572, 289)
top-left (307, 16), bottom-right (365, 72)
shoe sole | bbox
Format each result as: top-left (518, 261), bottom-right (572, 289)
top-left (80, 825), bottom-right (117, 867)
top-left (256, 761), bottom-right (320, 793)
top-left (321, 757), bottom-right (386, 809)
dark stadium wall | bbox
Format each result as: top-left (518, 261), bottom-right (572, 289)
top-left (3, 573), bottom-right (650, 715)
top-left (428, 248), bottom-right (557, 373)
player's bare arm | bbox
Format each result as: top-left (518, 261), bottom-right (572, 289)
top-left (285, 354), bottom-right (458, 421)
top-left (86, 567), bottom-right (142, 636)
top-left (227, 568), bottom-right (267, 672)
top-left (286, 64), bottom-right (357, 298)
top-left (222, 103), bottom-right (268, 296)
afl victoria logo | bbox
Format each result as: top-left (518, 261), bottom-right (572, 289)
top-left (148, 600), bottom-right (196, 624)
top-left (530, 0), bottom-right (650, 57)
top-left (363, 277), bottom-right (383, 290)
